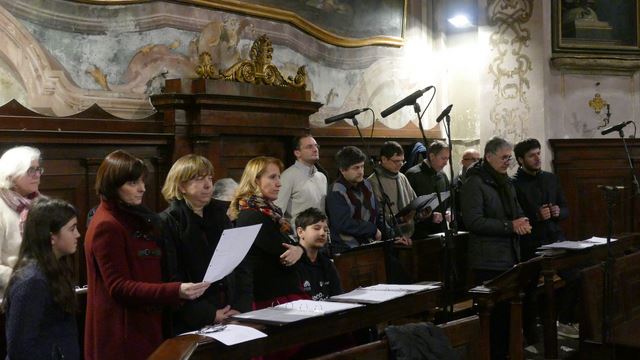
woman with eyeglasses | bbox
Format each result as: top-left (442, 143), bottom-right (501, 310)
top-left (0, 146), bottom-right (44, 297)
top-left (84, 150), bottom-right (210, 360)
top-left (159, 154), bottom-right (239, 335)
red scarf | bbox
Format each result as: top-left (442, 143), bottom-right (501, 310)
top-left (0, 189), bottom-right (41, 235)
top-left (238, 195), bottom-right (292, 236)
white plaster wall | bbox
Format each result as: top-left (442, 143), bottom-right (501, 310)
top-left (0, 58), bottom-right (26, 106)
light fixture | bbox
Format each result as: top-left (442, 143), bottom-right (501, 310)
top-left (448, 14), bottom-right (473, 29)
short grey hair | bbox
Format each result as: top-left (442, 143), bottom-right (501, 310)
top-left (0, 146), bottom-right (41, 190)
top-left (484, 137), bottom-right (512, 157)
top-left (212, 178), bottom-right (239, 202)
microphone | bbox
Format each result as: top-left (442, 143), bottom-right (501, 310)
top-left (435, 104), bottom-right (453, 123)
top-left (324, 108), bottom-right (367, 125)
top-left (601, 121), bottom-right (632, 135)
top-left (380, 86), bottom-right (434, 118)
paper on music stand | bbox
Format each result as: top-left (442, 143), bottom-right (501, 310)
top-left (583, 236), bottom-right (617, 244)
top-left (425, 191), bottom-right (450, 210)
top-left (231, 300), bottom-right (363, 325)
top-left (202, 224), bottom-right (262, 283)
top-left (539, 240), bottom-right (595, 250)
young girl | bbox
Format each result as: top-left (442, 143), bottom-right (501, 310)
top-left (3, 198), bottom-right (81, 360)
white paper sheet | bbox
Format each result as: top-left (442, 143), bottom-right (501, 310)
top-left (231, 300), bottom-right (362, 325)
top-left (540, 240), bottom-right (595, 250)
top-left (583, 236), bottom-right (617, 244)
top-left (203, 224), bottom-right (262, 283)
top-left (365, 284), bottom-right (439, 292)
top-left (425, 191), bottom-right (450, 210)
top-left (184, 324), bottom-right (267, 346)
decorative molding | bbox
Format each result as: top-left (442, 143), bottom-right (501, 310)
top-left (550, 55), bottom-right (640, 75)
top-left (0, 6), bottom-right (153, 117)
top-left (60, 0), bottom-right (406, 47)
top-left (487, 0), bottom-right (534, 141)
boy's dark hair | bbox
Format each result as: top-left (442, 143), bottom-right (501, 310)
top-left (380, 141), bottom-right (404, 159)
top-left (427, 140), bottom-right (449, 158)
top-left (292, 134), bottom-right (313, 150)
top-left (295, 207), bottom-right (328, 229)
top-left (514, 138), bottom-right (541, 164)
top-left (335, 146), bottom-right (366, 170)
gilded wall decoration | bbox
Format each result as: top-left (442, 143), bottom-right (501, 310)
top-left (487, 0), bottom-right (534, 141)
top-left (73, 0), bottom-right (406, 47)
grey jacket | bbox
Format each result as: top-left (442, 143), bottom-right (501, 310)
top-left (461, 161), bottom-right (523, 271)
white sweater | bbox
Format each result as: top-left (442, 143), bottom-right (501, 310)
top-left (0, 198), bottom-right (22, 296)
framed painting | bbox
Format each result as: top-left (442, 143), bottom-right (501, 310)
top-left (552, 0), bottom-right (640, 55)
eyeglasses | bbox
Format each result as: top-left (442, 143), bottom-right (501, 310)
top-left (391, 159), bottom-right (407, 165)
top-left (26, 167), bottom-right (44, 177)
top-left (499, 155), bottom-right (513, 162)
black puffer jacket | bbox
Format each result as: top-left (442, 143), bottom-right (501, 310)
top-left (461, 161), bottom-right (523, 271)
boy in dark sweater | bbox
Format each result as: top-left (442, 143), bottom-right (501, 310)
top-left (295, 207), bottom-right (343, 300)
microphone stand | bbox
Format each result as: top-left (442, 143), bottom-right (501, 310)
top-left (414, 103), bottom-right (457, 319)
top-left (348, 115), bottom-right (398, 245)
top-left (618, 128), bottom-right (640, 196)
top-left (599, 185), bottom-right (619, 360)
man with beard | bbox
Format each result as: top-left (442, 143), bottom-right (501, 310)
top-left (512, 138), bottom-right (569, 261)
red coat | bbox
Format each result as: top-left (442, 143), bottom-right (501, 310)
top-left (84, 200), bottom-right (181, 360)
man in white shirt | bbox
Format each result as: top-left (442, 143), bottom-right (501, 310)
top-left (275, 135), bottom-right (328, 224)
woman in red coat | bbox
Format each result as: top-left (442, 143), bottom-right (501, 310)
top-left (84, 150), bottom-right (209, 360)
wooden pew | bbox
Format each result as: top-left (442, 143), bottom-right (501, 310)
top-left (309, 315), bottom-right (482, 360)
top-left (332, 241), bottom-right (388, 292)
top-left (579, 250), bottom-right (640, 359)
top-left (149, 286), bottom-right (441, 359)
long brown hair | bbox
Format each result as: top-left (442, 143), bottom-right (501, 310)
top-left (3, 198), bottom-right (78, 313)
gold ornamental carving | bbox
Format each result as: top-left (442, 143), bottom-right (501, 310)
top-left (197, 34), bottom-right (306, 88)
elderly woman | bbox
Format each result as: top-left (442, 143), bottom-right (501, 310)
top-left (84, 150), bottom-right (209, 360)
top-left (160, 154), bottom-right (239, 335)
top-left (229, 156), bottom-right (307, 311)
top-left (0, 146), bottom-right (43, 296)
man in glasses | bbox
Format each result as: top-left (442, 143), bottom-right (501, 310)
top-left (276, 134), bottom-right (327, 225)
top-left (461, 136), bottom-right (531, 360)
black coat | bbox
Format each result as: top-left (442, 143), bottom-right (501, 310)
top-left (405, 161), bottom-right (450, 239)
top-left (512, 168), bottom-right (569, 260)
top-left (160, 199), bottom-right (233, 335)
top-left (461, 161), bottom-right (524, 271)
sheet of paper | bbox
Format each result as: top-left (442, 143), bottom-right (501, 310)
top-left (184, 324), bottom-right (267, 346)
top-left (330, 289), bottom-right (406, 304)
top-left (540, 240), bottom-right (595, 250)
top-left (583, 236), bottom-right (617, 244)
top-left (365, 284), bottom-right (439, 292)
top-left (203, 224), bottom-right (262, 283)
top-left (275, 299), bottom-right (362, 314)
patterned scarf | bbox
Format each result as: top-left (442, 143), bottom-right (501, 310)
top-left (336, 176), bottom-right (376, 223)
top-left (238, 195), bottom-right (292, 236)
top-left (0, 188), bottom-right (41, 235)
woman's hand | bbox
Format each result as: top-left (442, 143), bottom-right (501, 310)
top-left (214, 305), bottom-right (241, 323)
top-left (179, 282), bottom-right (210, 300)
top-left (280, 243), bottom-right (303, 267)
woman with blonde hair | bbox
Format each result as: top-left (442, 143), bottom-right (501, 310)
top-left (0, 146), bottom-right (43, 296)
top-left (160, 154), bottom-right (239, 335)
top-left (230, 156), bottom-right (307, 311)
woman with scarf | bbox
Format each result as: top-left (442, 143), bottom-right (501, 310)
top-left (229, 156), bottom-right (306, 312)
top-left (0, 146), bottom-right (43, 296)
top-left (160, 154), bottom-right (239, 335)
top-left (84, 150), bottom-right (210, 360)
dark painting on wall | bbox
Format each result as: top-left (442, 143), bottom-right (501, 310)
top-left (246, 0), bottom-right (405, 39)
top-left (553, 0), bottom-right (640, 54)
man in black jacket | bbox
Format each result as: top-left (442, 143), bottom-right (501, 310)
top-left (512, 138), bottom-right (569, 260)
top-left (461, 136), bottom-right (531, 359)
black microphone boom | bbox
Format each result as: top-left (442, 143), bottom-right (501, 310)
top-left (601, 121), bottom-right (632, 135)
top-left (380, 86), bottom-right (434, 118)
top-left (324, 108), bottom-right (367, 124)
top-left (435, 104), bottom-right (453, 123)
